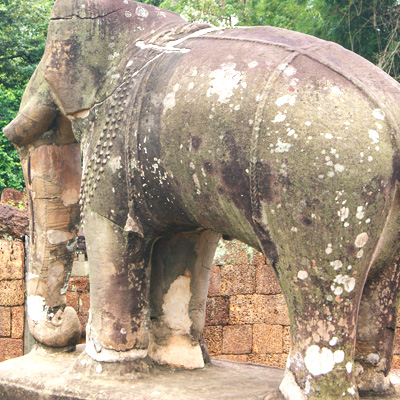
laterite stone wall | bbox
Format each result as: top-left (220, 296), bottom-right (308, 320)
top-left (0, 239), bottom-right (25, 361)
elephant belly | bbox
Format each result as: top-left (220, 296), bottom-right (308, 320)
top-left (133, 29), bottom-right (400, 253)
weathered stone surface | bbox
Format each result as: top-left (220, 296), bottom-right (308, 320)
top-left (253, 324), bottom-right (283, 354)
top-left (213, 240), bottom-right (260, 266)
top-left (0, 189), bottom-right (24, 207)
top-left (205, 296), bottom-right (229, 326)
top-left (282, 326), bottom-right (291, 354)
top-left (0, 205), bottom-right (28, 238)
top-left (203, 325), bottom-right (223, 355)
top-left (248, 353), bottom-right (288, 369)
top-left (0, 339), bottom-right (23, 362)
top-left (0, 308), bottom-right (11, 337)
top-left (68, 277), bottom-right (90, 293)
top-left (66, 292), bottom-right (79, 313)
top-left (229, 294), bottom-right (290, 326)
top-left (214, 354), bottom-right (249, 363)
top-left (0, 348), bottom-right (285, 399)
top-left (222, 325), bottom-right (252, 355)
top-left (220, 264), bottom-right (256, 296)
top-left (0, 281), bottom-right (24, 307)
top-left (0, 240), bottom-right (24, 280)
top-left (207, 265), bottom-right (221, 297)
top-left (11, 307), bottom-right (24, 339)
top-left (256, 264), bottom-right (281, 295)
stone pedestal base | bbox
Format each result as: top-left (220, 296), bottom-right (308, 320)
top-left (0, 345), bottom-right (399, 399)
top-left (0, 345), bottom-right (283, 400)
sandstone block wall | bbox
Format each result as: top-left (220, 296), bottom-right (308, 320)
top-left (0, 239), bottom-right (25, 361)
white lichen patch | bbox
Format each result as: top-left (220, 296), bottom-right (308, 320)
top-left (304, 345), bottom-right (334, 376)
top-left (356, 206), bottom-right (365, 220)
top-left (373, 109), bottom-right (385, 121)
top-left (278, 63), bottom-right (297, 77)
top-left (27, 295), bottom-right (48, 323)
top-left (334, 275), bottom-right (356, 293)
top-left (334, 164), bottom-right (344, 173)
top-left (369, 129), bottom-right (380, 144)
top-left (334, 350), bottom-right (345, 364)
top-left (329, 337), bottom-right (338, 346)
top-left (162, 275), bottom-right (192, 334)
top-left (272, 112), bottom-right (287, 123)
top-left (331, 86), bottom-right (343, 95)
top-left (274, 139), bottom-right (291, 153)
top-left (135, 5), bottom-right (149, 18)
top-left (298, 270), bottom-right (308, 280)
top-left (357, 250), bottom-right (364, 259)
top-left (355, 232), bottom-right (368, 248)
top-left (325, 244), bottom-right (333, 255)
top-left (346, 362), bottom-right (353, 373)
top-left (206, 63), bottom-right (242, 103)
top-left (338, 207), bottom-right (349, 222)
top-left (330, 260), bottom-right (343, 271)
top-left (248, 61), bottom-right (258, 69)
top-left (275, 94), bottom-right (296, 107)
top-left (163, 83), bottom-right (181, 114)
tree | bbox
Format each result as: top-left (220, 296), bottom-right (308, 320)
top-left (0, 0), bottom-right (54, 194)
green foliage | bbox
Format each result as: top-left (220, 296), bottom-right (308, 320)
top-left (0, 0), bottom-right (53, 195)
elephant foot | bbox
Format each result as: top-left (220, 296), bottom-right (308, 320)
top-left (148, 334), bottom-right (205, 369)
top-left (264, 389), bottom-right (286, 400)
top-left (69, 351), bottom-right (153, 378)
top-left (356, 362), bottom-right (392, 394)
top-left (278, 369), bottom-right (307, 400)
top-left (28, 305), bottom-right (81, 348)
top-left (85, 333), bottom-right (148, 363)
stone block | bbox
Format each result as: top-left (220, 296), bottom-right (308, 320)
top-left (0, 240), bottom-right (24, 280)
top-left (0, 189), bottom-right (24, 206)
top-left (214, 354), bottom-right (248, 363)
top-left (392, 355), bottom-right (400, 369)
top-left (282, 326), bottom-right (291, 353)
top-left (203, 325), bottom-right (223, 355)
top-left (68, 276), bottom-right (90, 292)
top-left (79, 293), bottom-right (90, 314)
top-left (71, 261), bottom-right (89, 277)
top-left (247, 353), bottom-right (288, 369)
top-left (213, 240), bottom-right (260, 266)
top-left (0, 338), bottom-right (23, 362)
top-left (394, 329), bottom-right (400, 355)
top-left (0, 308), bottom-right (11, 337)
top-left (0, 204), bottom-right (28, 238)
top-left (205, 296), bottom-right (229, 326)
top-left (208, 265), bottom-right (221, 297)
top-left (0, 280), bottom-right (25, 306)
top-left (256, 264), bottom-right (281, 295)
top-left (222, 325), bottom-right (252, 355)
top-left (66, 292), bottom-right (79, 313)
top-left (253, 324), bottom-right (283, 354)
top-left (229, 294), bottom-right (289, 326)
top-left (78, 312), bottom-right (89, 338)
top-left (220, 264), bottom-right (256, 296)
top-left (11, 306), bottom-right (24, 339)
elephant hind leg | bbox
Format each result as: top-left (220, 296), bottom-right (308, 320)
top-left (355, 188), bottom-right (400, 395)
top-left (148, 229), bottom-right (221, 369)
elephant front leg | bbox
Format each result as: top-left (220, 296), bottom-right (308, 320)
top-left (25, 142), bottom-right (82, 348)
top-left (84, 211), bottom-right (153, 362)
top-left (149, 230), bottom-right (221, 369)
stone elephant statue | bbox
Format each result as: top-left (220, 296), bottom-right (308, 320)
top-left (4, 1), bottom-right (400, 399)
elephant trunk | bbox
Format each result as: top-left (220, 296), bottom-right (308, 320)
top-left (3, 100), bottom-right (57, 147)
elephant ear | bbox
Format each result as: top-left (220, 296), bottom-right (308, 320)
top-left (43, 0), bottom-right (121, 115)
